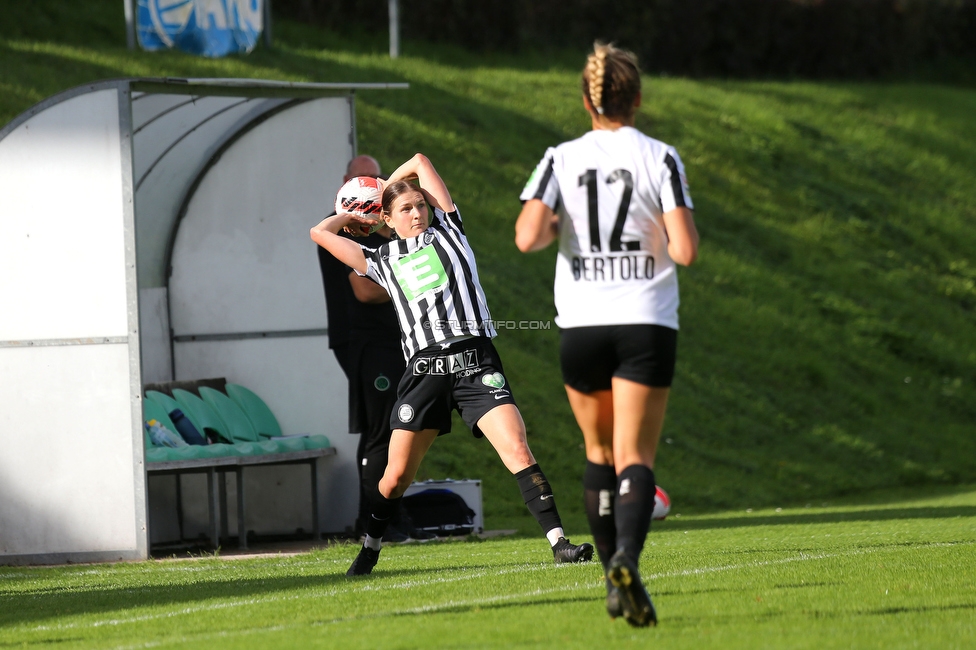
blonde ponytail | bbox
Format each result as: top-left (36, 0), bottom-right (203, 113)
top-left (586, 43), bottom-right (609, 115)
top-left (580, 41), bottom-right (641, 122)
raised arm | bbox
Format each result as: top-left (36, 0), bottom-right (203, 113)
top-left (310, 214), bottom-right (369, 274)
top-left (515, 199), bottom-right (559, 252)
top-left (386, 153), bottom-right (454, 213)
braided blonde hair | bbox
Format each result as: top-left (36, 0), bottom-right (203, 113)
top-left (581, 41), bottom-right (641, 122)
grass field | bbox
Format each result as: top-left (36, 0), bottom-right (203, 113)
top-left (2, 486), bottom-right (974, 648)
top-left (1, 2), bottom-right (975, 521)
top-left (2, 4), bottom-right (975, 646)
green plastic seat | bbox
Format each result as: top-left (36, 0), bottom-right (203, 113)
top-left (145, 447), bottom-right (171, 463)
top-left (143, 398), bottom-right (179, 433)
top-left (232, 440), bottom-right (285, 456)
top-left (272, 437), bottom-right (310, 453)
top-left (145, 392), bottom-right (241, 459)
top-left (165, 446), bottom-right (208, 461)
top-left (225, 383), bottom-right (283, 438)
top-left (172, 388), bottom-right (233, 444)
top-left (196, 443), bottom-right (242, 459)
top-left (199, 387), bottom-right (261, 443)
top-left (302, 435), bottom-right (332, 450)
top-left (146, 390), bottom-right (181, 414)
top-left (146, 443), bottom-right (241, 462)
top-left (230, 439), bottom-right (304, 455)
top-left (143, 395), bottom-right (192, 449)
top-left (226, 383), bottom-right (331, 451)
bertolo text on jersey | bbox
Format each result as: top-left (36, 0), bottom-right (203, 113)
top-left (571, 254), bottom-right (655, 281)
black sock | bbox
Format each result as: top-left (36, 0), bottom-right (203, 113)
top-left (364, 484), bottom-right (402, 541)
top-left (583, 461), bottom-right (617, 570)
top-left (355, 436), bottom-right (367, 533)
top-left (515, 464), bottom-right (563, 535)
top-left (358, 448), bottom-right (389, 533)
top-left (615, 464), bottom-right (656, 563)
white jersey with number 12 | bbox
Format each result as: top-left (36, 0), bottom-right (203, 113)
top-left (520, 126), bottom-right (694, 330)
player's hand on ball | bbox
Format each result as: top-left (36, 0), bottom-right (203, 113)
top-left (335, 176), bottom-right (384, 236)
top-left (341, 213), bottom-right (380, 237)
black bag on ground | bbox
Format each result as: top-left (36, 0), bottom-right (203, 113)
top-left (402, 489), bottom-right (476, 536)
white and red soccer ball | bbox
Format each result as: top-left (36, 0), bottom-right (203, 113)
top-left (335, 176), bottom-right (384, 233)
top-left (653, 486), bottom-right (671, 520)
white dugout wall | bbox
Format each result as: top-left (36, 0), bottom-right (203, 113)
top-left (0, 79), bottom-right (406, 565)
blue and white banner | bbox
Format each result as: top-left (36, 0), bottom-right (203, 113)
top-left (137, 0), bottom-right (263, 58)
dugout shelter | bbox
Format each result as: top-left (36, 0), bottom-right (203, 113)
top-left (0, 78), bottom-right (406, 565)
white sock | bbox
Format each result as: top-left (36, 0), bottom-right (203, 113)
top-left (364, 534), bottom-right (382, 551)
top-left (546, 527), bottom-right (565, 547)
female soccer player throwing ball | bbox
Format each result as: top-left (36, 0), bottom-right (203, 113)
top-left (311, 154), bottom-right (593, 576)
top-left (515, 42), bottom-right (699, 627)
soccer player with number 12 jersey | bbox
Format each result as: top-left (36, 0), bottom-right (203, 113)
top-left (516, 42), bottom-right (700, 627)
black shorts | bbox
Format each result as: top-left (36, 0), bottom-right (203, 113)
top-left (560, 324), bottom-right (677, 392)
top-left (391, 337), bottom-right (517, 436)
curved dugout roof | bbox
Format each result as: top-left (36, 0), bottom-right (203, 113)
top-left (0, 78), bottom-right (407, 290)
top-left (131, 79), bottom-right (405, 289)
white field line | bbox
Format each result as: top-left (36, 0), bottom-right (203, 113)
top-left (26, 564), bottom-right (548, 632)
top-left (18, 540), bottom-right (973, 640)
top-left (3, 526), bottom-right (948, 585)
top-left (1, 547), bottom-right (525, 584)
top-left (109, 583), bottom-right (591, 650)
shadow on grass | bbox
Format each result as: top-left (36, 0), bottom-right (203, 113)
top-left (0, 555), bottom-right (531, 629)
top-left (391, 594), bottom-right (597, 618)
top-left (863, 602), bottom-right (976, 617)
top-left (664, 600), bottom-right (976, 629)
top-left (657, 504), bottom-right (976, 532)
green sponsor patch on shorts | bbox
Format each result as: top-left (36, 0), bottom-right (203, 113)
top-left (482, 372), bottom-right (506, 388)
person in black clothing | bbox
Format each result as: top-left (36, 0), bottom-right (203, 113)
top-left (317, 155), bottom-right (431, 540)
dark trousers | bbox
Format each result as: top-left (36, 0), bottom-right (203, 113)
top-left (333, 340), bottom-right (405, 531)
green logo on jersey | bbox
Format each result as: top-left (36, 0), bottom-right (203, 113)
top-left (482, 372), bottom-right (506, 389)
top-left (391, 246), bottom-right (449, 301)
top-left (522, 167), bottom-right (539, 193)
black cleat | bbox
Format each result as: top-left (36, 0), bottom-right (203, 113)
top-left (552, 537), bottom-right (595, 564)
top-left (346, 545), bottom-right (381, 576)
top-left (607, 550), bottom-right (657, 627)
top-left (606, 578), bottom-right (623, 619)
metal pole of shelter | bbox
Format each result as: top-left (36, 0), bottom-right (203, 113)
top-left (263, 0), bottom-right (273, 49)
top-left (124, 0), bottom-right (136, 50)
top-left (389, 0), bottom-right (399, 59)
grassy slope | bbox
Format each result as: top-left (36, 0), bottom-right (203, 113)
top-left (2, 2), bottom-right (974, 530)
top-left (1, 488), bottom-right (974, 648)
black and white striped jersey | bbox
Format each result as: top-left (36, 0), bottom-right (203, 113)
top-left (520, 126), bottom-right (693, 330)
top-left (360, 206), bottom-right (496, 361)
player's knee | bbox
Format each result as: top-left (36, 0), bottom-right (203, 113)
top-left (499, 445), bottom-right (535, 475)
top-left (490, 426), bottom-right (535, 468)
top-left (379, 468), bottom-right (411, 499)
top-left (586, 441), bottom-right (614, 465)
